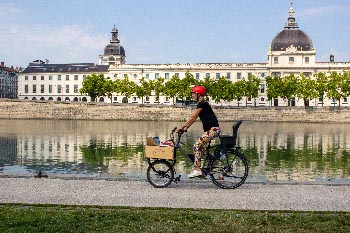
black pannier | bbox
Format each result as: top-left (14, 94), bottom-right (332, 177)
top-left (220, 120), bottom-right (242, 149)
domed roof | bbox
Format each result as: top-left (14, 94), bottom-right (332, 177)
top-left (271, 29), bottom-right (313, 51)
top-left (104, 43), bottom-right (125, 56)
top-left (271, 5), bottom-right (313, 52)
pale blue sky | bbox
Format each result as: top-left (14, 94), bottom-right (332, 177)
top-left (1, 0), bottom-right (350, 68)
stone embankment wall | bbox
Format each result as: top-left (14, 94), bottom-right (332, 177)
top-left (1, 99), bottom-right (350, 123)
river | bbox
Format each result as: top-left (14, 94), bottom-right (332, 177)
top-left (0, 119), bottom-right (349, 183)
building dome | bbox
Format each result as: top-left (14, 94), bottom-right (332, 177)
top-left (271, 5), bottom-right (313, 52)
top-left (104, 43), bottom-right (125, 56)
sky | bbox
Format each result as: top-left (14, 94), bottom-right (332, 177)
top-left (1, 0), bottom-right (350, 68)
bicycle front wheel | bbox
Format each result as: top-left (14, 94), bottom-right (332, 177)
top-left (147, 160), bottom-right (174, 188)
top-left (209, 149), bottom-right (248, 189)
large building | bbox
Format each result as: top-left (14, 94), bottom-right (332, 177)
top-left (18, 4), bottom-right (350, 106)
top-left (0, 62), bottom-right (19, 99)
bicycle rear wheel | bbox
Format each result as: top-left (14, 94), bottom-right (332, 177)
top-left (209, 149), bottom-right (248, 189)
top-left (147, 160), bottom-right (174, 188)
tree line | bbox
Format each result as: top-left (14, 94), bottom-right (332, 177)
top-left (79, 71), bottom-right (350, 106)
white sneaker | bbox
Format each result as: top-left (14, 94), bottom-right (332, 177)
top-left (188, 169), bottom-right (202, 178)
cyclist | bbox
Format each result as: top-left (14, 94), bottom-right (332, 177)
top-left (176, 86), bottom-right (220, 178)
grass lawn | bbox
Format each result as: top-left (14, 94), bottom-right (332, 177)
top-left (1, 204), bottom-right (350, 232)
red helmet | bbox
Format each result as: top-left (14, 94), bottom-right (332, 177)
top-left (191, 86), bottom-right (206, 96)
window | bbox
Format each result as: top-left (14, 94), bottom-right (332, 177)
top-left (303, 72), bottom-right (311, 77)
top-left (58, 75), bottom-right (61, 81)
top-left (274, 57), bottom-right (278, 64)
top-left (66, 85), bottom-right (69, 93)
top-left (260, 84), bottom-right (265, 94)
top-left (49, 75), bottom-right (53, 80)
top-left (133, 74), bottom-right (137, 79)
top-left (74, 75), bottom-right (78, 80)
top-left (83, 75), bottom-right (86, 80)
top-left (25, 85), bottom-right (28, 93)
top-left (289, 57), bottom-right (294, 64)
top-left (33, 76), bottom-right (36, 81)
top-left (25, 76), bottom-right (28, 81)
top-left (74, 85), bottom-right (79, 93)
top-left (248, 72), bottom-right (252, 78)
top-left (113, 97), bottom-right (117, 101)
top-left (155, 73), bottom-right (159, 79)
top-left (216, 73), bottom-right (220, 79)
top-left (272, 72), bottom-right (281, 77)
top-left (175, 73), bottom-right (179, 77)
top-left (165, 73), bottom-right (170, 79)
top-left (124, 74), bottom-right (128, 79)
top-left (41, 85), bottom-right (44, 93)
top-left (146, 74), bottom-right (150, 79)
top-left (41, 76), bottom-right (44, 80)
top-left (237, 72), bottom-right (242, 80)
top-left (344, 98), bottom-right (348, 103)
top-left (33, 85), bottom-right (36, 93)
top-left (206, 73), bottom-right (210, 78)
top-left (66, 75), bottom-right (69, 81)
top-left (196, 73), bottom-right (200, 80)
top-left (49, 85), bottom-right (52, 93)
top-left (57, 85), bottom-right (62, 93)
top-left (226, 72), bottom-right (231, 79)
top-left (305, 57), bottom-right (309, 63)
top-left (260, 73), bottom-right (266, 78)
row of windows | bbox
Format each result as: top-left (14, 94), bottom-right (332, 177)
top-left (274, 56), bottom-right (310, 64)
top-left (24, 75), bottom-right (87, 81)
top-left (24, 84), bottom-right (79, 94)
top-left (142, 72), bottom-right (265, 80)
top-left (24, 72), bottom-right (267, 83)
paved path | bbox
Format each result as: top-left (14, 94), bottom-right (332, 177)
top-left (1, 177), bottom-right (349, 211)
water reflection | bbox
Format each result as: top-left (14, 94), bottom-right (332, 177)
top-left (0, 119), bottom-right (349, 183)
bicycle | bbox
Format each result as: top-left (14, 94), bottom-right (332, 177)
top-left (145, 120), bottom-right (249, 189)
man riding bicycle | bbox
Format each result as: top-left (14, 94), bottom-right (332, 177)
top-left (176, 86), bottom-right (220, 178)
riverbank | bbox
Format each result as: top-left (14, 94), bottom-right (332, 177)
top-left (1, 99), bottom-right (350, 122)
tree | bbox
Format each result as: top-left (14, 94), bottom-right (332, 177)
top-left (281, 74), bottom-right (299, 106)
top-left (153, 77), bottom-right (165, 103)
top-left (135, 77), bottom-right (152, 104)
top-left (80, 73), bottom-right (107, 102)
top-left (266, 76), bottom-right (283, 106)
top-left (245, 75), bottom-right (260, 106)
top-left (297, 74), bottom-right (317, 106)
top-left (210, 77), bottom-right (234, 104)
top-left (178, 72), bottom-right (199, 104)
top-left (164, 75), bottom-right (181, 104)
top-left (314, 72), bottom-right (328, 106)
top-left (232, 80), bottom-right (246, 106)
top-left (119, 77), bottom-right (135, 98)
top-left (104, 77), bottom-right (114, 103)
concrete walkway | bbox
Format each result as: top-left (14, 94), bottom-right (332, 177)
top-left (1, 177), bottom-right (349, 211)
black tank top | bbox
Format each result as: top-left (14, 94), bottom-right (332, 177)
top-left (197, 101), bottom-right (219, 131)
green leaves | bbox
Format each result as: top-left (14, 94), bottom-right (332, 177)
top-left (80, 74), bottom-right (108, 102)
top-left (80, 72), bottom-right (350, 106)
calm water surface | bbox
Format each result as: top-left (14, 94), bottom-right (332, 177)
top-left (1, 119), bottom-right (349, 183)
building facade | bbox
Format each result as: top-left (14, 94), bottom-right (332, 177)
top-left (18, 5), bottom-right (350, 106)
top-left (0, 62), bottom-right (18, 99)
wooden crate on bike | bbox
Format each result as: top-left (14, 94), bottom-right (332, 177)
top-left (144, 146), bottom-right (174, 160)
